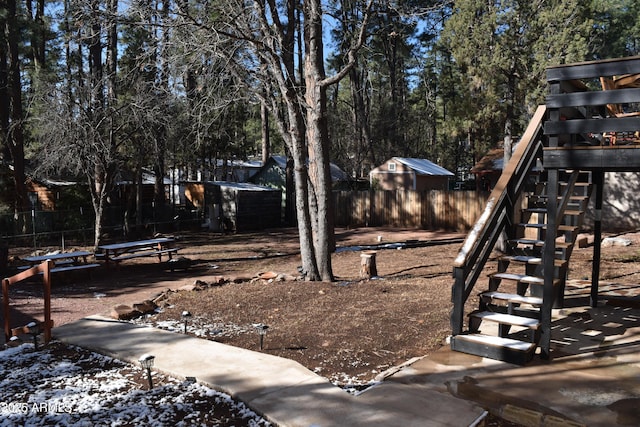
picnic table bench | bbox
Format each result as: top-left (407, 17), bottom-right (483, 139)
top-left (20, 250), bottom-right (101, 274)
top-left (97, 237), bottom-right (178, 267)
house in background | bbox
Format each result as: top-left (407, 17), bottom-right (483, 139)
top-left (470, 147), bottom-right (505, 192)
top-left (25, 178), bottom-right (78, 211)
top-left (369, 157), bottom-right (454, 191)
top-left (471, 140), bottom-right (543, 192)
top-left (250, 155), bottom-right (349, 190)
top-left (114, 168), bottom-right (172, 205)
top-left (184, 181), bottom-right (281, 232)
top-left (250, 155), bottom-right (350, 223)
top-left (206, 159), bottom-right (263, 182)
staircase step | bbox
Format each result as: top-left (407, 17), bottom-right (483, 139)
top-left (450, 334), bottom-right (537, 364)
top-left (536, 195), bottom-right (589, 203)
top-left (491, 272), bottom-right (560, 286)
top-left (453, 333), bottom-right (536, 352)
top-left (522, 208), bottom-right (583, 217)
top-left (500, 255), bottom-right (567, 268)
top-left (524, 207), bottom-right (547, 214)
top-left (469, 311), bottom-right (541, 330)
top-left (518, 223), bottom-right (578, 232)
top-left (559, 181), bottom-right (590, 187)
top-left (480, 291), bottom-right (543, 306)
top-left (510, 238), bottom-right (572, 248)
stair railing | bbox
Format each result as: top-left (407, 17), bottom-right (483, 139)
top-left (451, 105), bottom-right (547, 335)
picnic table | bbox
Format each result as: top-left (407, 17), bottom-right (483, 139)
top-left (97, 237), bottom-right (178, 267)
top-left (21, 250), bottom-right (100, 274)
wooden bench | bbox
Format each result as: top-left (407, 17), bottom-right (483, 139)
top-left (18, 259), bottom-right (75, 271)
top-left (98, 237), bottom-right (177, 267)
top-left (17, 263), bottom-right (100, 275)
top-left (50, 263), bottom-right (101, 274)
top-left (17, 250), bottom-right (99, 276)
top-left (109, 248), bottom-right (179, 263)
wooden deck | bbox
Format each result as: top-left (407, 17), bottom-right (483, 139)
top-left (451, 56), bottom-right (640, 363)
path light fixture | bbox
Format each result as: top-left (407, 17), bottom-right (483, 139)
top-left (181, 310), bottom-right (192, 334)
top-left (7, 336), bottom-right (20, 349)
top-left (139, 354), bottom-right (155, 390)
top-left (253, 323), bottom-right (269, 350)
top-left (26, 322), bottom-right (40, 351)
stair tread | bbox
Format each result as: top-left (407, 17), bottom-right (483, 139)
top-left (491, 272), bottom-right (560, 285)
top-left (469, 311), bottom-right (541, 329)
top-left (453, 333), bottom-right (536, 352)
top-left (510, 238), bottom-right (572, 248)
top-left (523, 208), bottom-right (583, 216)
top-left (560, 181), bottom-right (590, 186)
top-left (518, 223), bottom-right (578, 231)
top-left (536, 195), bottom-right (589, 201)
top-left (500, 255), bottom-right (567, 268)
top-left (481, 291), bottom-right (543, 306)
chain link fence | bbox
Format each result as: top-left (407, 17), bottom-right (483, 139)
top-left (0, 204), bottom-right (203, 251)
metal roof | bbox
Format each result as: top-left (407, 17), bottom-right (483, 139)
top-left (393, 157), bottom-right (454, 176)
top-left (205, 181), bottom-right (279, 191)
top-left (269, 155), bottom-right (349, 181)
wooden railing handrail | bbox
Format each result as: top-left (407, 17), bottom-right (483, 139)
top-left (3, 260), bottom-right (53, 344)
top-left (451, 105), bottom-right (546, 336)
top-left (454, 105), bottom-right (547, 268)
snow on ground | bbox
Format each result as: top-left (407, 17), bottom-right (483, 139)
top-left (0, 342), bottom-right (271, 426)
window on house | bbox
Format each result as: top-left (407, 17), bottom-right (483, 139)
top-left (388, 162), bottom-right (396, 172)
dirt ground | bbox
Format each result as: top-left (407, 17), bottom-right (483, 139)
top-left (3, 227), bottom-right (640, 388)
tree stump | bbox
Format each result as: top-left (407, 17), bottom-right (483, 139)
top-left (360, 251), bottom-right (377, 279)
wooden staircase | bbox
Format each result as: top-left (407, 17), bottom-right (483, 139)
top-left (450, 106), bottom-right (593, 364)
top-left (453, 170), bottom-right (591, 364)
top-left (450, 56), bottom-right (640, 364)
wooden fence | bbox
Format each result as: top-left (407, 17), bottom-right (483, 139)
top-left (333, 190), bottom-right (489, 231)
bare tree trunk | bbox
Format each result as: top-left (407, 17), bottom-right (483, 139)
top-left (503, 72), bottom-right (516, 166)
top-left (26, 0), bottom-right (46, 71)
top-left (261, 101), bottom-right (270, 164)
top-left (136, 165), bottom-right (143, 232)
top-left (0, 35), bottom-right (9, 162)
top-left (289, 111), bottom-right (319, 280)
top-left (154, 0), bottom-right (168, 213)
top-left (88, 0), bottom-right (110, 248)
top-left (349, 65), bottom-right (374, 173)
top-left (5, 0), bottom-right (30, 229)
top-left (304, 0), bottom-right (334, 281)
top-left (285, 155), bottom-right (295, 226)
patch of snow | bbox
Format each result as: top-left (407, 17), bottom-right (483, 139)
top-left (131, 316), bottom-right (254, 338)
top-left (602, 237), bottom-right (632, 247)
top-left (0, 343), bottom-right (270, 426)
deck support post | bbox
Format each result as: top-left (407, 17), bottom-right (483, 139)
top-left (591, 170), bottom-right (604, 307)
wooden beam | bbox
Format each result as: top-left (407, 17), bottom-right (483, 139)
top-left (544, 117), bottom-right (640, 135)
top-left (547, 56), bottom-right (640, 82)
top-left (543, 146), bottom-right (640, 170)
top-left (546, 88), bottom-right (640, 108)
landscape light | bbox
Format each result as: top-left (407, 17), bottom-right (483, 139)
top-left (181, 310), bottom-right (192, 334)
top-left (253, 323), bottom-right (269, 350)
top-left (26, 322), bottom-right (40, 351)
top-left (7, 336), bottom-right (20, 349)
top-left (138, 354), bottom-right (155, 389)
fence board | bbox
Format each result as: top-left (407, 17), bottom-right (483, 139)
top-left (333, 190), bottom-right (489, 231)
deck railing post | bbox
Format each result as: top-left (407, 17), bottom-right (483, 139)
top-left (451, 267), bottom-right (465, 335)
